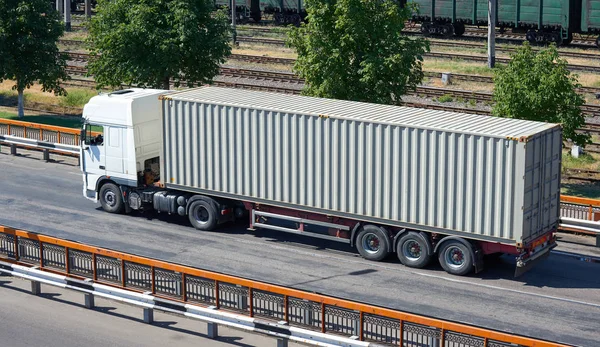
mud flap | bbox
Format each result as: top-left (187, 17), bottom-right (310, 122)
top-left (514, 244), bottom-right (556, 278)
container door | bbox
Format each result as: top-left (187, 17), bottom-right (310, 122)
top-left (105, 126), bottom-right (126, 175)
top-left (522, 127), bottom-right (562, 243)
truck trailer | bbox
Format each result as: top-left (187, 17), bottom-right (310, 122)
top-left (80, 86), bottom-right (560, 277)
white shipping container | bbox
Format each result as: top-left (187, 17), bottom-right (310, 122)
top-left (161, 87), bottom-right (562, 245)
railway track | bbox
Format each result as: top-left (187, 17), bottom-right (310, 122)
top-left (428, 39), bottom-right (600, 60)
top-left (422, 71), bottom-right (600, 95)
top-left (66, 52), bottom-right (600, 95)
top-left (62, 59), bottom-right (600, 118)
top-left (60, 37), bottom-right (600, 73)
top-left (232, 37), bottom-right (600, 73)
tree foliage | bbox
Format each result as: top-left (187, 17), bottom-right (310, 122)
top-left (0, 0), bottom-right (68, 118)
top-left (87, 0), bottom-right (232, 90)
top-left (287, 0), bottom-right (429, 105)
top-left (492, 42), bottom-right (589, 147)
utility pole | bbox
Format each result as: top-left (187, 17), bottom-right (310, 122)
top-left (85, 0), bottom-right (92, 18)
top-left (64, 0), bottom-right (71, 31)
top-left (487, 0), bottom-right (496, 68)
top-left (231, 0), bottom-right (237, 46)
top-left (56, 0), bottom-right (63, 17)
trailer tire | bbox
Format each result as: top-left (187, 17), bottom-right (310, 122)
top-left (188, 199), bottom-right (218, 231)
top-left (356, 225), bottom-right (389, 261)
top-left (99, 183), bottom-right (124, 214)
top-left (396, 231), bottom-right (432, 268)
top-left (438, 240), bottom-right (474, 276)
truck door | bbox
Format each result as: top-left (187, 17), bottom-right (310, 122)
top-left (104, 126), bottom-right (126, 175)
top-left (82, 124), bottom-right (106, 175)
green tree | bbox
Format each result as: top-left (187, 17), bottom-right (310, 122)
top-left (0, 0), bottom-right (68, 118)
top-left (286, 0), bottom-right (429, 105)
top-left (87, 0), bottom-right (232, 90)
top-left (492, 42), bottom-right (589, 147)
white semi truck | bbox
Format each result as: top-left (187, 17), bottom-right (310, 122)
top-left (80, 86), bottom-right (560, 276)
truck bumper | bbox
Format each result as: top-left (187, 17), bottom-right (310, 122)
top-left (514, 232), bottom-right (557, 277)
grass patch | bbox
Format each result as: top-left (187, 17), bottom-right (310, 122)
top-left (0, 82), bottom-right (94, 108)
top-left (59, 89), bottom-right (97, 108)
top-left (0, 110), bottom-right (83, 128)
top-left (562, 150), bottom-right (599, 171)
top-left (561, 183), bottom-right (600, 199)
top-left (437, 94), bottom-right (453, 103)
top-left (424, 60), bottom-right (494, 76)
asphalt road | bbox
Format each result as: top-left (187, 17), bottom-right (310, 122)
top-left (0, 276), bottom-right (303, 347)
top-left (1, 149), bottom-right (599, 347)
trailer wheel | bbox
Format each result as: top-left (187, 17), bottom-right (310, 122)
top-left (355, 225), bottom-right (389, 261)
top-left (99, 183), bottom-right (124, 214)
top-left (188, 199), bottom-right (218, 231)
top-left (396, 231), bottom-right (432, 268)
top-left (438, 240), bottom-right (474, 276)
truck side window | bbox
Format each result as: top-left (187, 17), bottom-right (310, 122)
top-left (86, 124), bottom-right (104, 146)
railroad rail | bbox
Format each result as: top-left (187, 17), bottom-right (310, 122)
top-left (63, 51), bottom-right (600, 97)
top-left (423, 71), bottom-right (600, 95)
top-left (0, 224), bottom-right (571, 347)
top-left (235, 33), bottom-right (600, 60)
top-left (60, 60), bottom-right (600, 117)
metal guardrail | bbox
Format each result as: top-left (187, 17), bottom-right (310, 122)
top-left (0, 225), bottom-right (569, 347)
top-left (0, 119), bottom-right (81, 159)
top-left (559, 195), bottom-right (600, 246)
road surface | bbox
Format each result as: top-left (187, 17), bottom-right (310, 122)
top-left (1, 148), bottom-right (599, 346)
top-left (0, 275), bottom-right (302, 347)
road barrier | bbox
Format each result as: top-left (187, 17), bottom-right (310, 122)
top-left (559, 195), bottom-right (600, 246)
top-left (0, 225), bottom-right (570, 347)
top-left (0, 119), bottom-right (81, 160)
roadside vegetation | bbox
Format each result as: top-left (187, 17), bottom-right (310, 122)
top-left (0, 0), bottom-right (69, 118)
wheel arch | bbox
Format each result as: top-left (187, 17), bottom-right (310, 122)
top-left (433, 235), bottom-right (473, 254)
top-left (95, 176), bottom-right (130, 204)
top-left (435, 236), bottom-right (484, 273)
top-left (185, 194), bottom-right (221, 216)
top-left (394, 229), bottom-right (433, 256)
top-left (351, 223), bottom-right (392, 254)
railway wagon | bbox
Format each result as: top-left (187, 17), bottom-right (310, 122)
top-left (407, 0), bottom-right (580, 44)
top-left (213, 0), bottom-right (306, 25)
top-left (80, 86), bottom-right (560, 277)
top-left (581, 0), bottom-right (600, 46)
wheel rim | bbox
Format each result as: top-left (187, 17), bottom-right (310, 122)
top-left (194, 206), bottom-right (210, 225)
top-left (362, 233), bottom-right (381, 255)
top-left (104, 190), bottom-right (116, 207)
top-left (444, 246), bottom-right (465, 270)
top-left (402, 240), bottom-right (422, 261)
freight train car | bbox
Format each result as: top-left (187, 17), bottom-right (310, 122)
top-left (580, 0), bottom-right (600, 46)
top-left (407, 0), bottom-right (580, 44)
top-left (213, 0), bottom-right (306, 25)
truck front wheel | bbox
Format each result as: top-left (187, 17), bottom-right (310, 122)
top-left (437, 240), bottom-right (474, 276)
top-left (99, 183), bottom-right (124, 214)
top-left (396, 231), bottom-right (432, 268)
top-left (188, 199), bottom-right (218, 231)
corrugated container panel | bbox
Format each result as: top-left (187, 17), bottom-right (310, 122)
top-left (161, 87), bottom-right (561, 244)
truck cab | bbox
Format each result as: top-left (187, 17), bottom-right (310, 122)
top-left (80, 88), bottom-right (169, 203)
